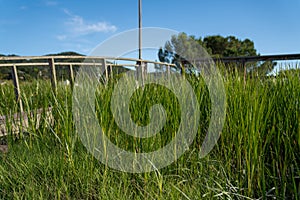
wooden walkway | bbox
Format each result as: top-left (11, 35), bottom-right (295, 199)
top-left (0, 145), bottom-right (8, 153)
top-left (0, 107), bottom-right (53, 138)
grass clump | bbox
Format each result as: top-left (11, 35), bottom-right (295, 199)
top-left (0, 65), bottom-right (299, 199)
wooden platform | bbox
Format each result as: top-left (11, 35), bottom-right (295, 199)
top-left (0, 145), bottom-right (8, 153)
top-left (0, 107), bottom-right (53, 138)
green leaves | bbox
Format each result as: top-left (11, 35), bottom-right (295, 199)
top-left (158, 33), bottom-right (275, 77)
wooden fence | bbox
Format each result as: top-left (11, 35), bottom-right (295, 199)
top-left (0, 56), bottom-right (175, 113)
top-left (0, 53), bottom-right (299, 137)
top-left (214, 53), bottom-right (300, 84)
top-left (213, 53), bottom-right (300, 63)
top-left (0, 56), bottom-right (175, 137)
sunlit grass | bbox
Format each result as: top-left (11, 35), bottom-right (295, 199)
top-left (0, 65), bottom-right (299, 199)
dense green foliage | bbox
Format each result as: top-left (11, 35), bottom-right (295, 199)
top-left (158, 33), bottom-right (276, 76)
top-left (202, 35), bottom-right (257, 57)
top-left (0, 65), bottom-right (299, 199)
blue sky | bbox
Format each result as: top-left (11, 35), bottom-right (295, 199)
top-left (1, 0), bottom-right (300, 56)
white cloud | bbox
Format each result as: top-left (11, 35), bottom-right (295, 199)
top-left (55, 9), bottom-right (117, 53)
top-left (45, 1), bottom-right (58, 6)
top-left (56, 35), bottom-right (67, 41)
top-left (19, 6), bottom-right (28, 10)
top-left (63, 9), bottom-right (117, 36)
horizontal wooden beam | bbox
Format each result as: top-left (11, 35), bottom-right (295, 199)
top-left (55, 62), bottom-right (103, 66)
top-left (0, 56), bottom-right (177, 66)
top-left (213, 53), bottom-right (300, 63)
top-left (0, 62), bottom-right (49, 67)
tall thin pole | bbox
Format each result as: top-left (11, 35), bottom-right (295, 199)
top-left (138, 0), bottom-right (142, 60)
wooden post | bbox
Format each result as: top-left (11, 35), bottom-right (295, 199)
top-left (69, 64), bottom-right (74, 88)
top-left (49, 58), bottom-right (57, 95)
top-left (142, 62), bottom-right (147, 82)
top-left (181, 62), bottom-right (186, 78)
top-left (96, 59), bottom-right (108, 81)
top-left (166, 64), bottom-right (170, 75)
top-left (104, 60), bottom-right (109, 81)
top-left (136, 61), bottom-right (146, 84)
top-left (109, 63), bottom-right (113, 79)
top-left (11, 65), bottom-right (23, 112)
top-left (242, 60), bottom-right (246, 86)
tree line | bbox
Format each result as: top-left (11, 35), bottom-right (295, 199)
top-left (158, 33), bottom-right (276, 76)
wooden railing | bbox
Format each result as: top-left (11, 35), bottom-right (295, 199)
top-left (213, 53), bottom-right (300, 63)
top-left (1, 53), bottom-right (300, 111)
top-left (215, 53), bottom-right (300, 85)
top-left (0, 53), bottom-right (299, 138)
top-left (0, 56), bottom-right (176, 137)
top-left (0, 56), bottom-right (176, 113)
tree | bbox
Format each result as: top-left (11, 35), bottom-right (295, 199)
top-left (202, 35), bottom-right (257, 57)
top-left (158, 33), bottom-right (275, 76)
top-left (157, 33), bottom-right (210, 75)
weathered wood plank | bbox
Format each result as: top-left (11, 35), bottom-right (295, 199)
top-left (49, 58), bottom-right (57, 95)
top-left (0, 145), bottom-right (8, 153)
top-left (11, 65), bottom-right (23, 112)
top-left (0, 63), bottom-right (49, 67)
top-left (0, 107), bottom-right (53, 138)
top-left (55, 62), bottom-right (103, 66)
top-left (69, 64), bottom-right (74, 88)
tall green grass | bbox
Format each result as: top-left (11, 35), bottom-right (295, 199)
top-left (0, 65), bottom-right (299, 199)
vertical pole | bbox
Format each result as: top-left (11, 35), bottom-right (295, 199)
top-left (138, 0), bottom-right (142, 60)
top-left (69, 64), bottom-right (74, 88)
top-left (49, 58), bottom-right (57, 95)
top-left (11, 65), bottom-right (23, 113)
top-left (136, 0), bottom-right (145, 84)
